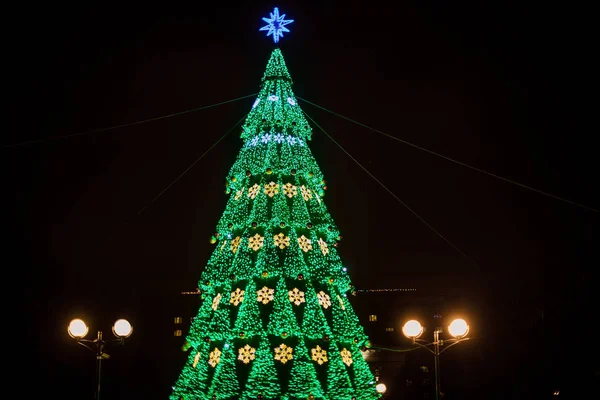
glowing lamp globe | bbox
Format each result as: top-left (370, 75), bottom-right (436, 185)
top-left (68, 318), bottom-right (89, 339)
top-left (112, 319), bottom-right (133, 338)
top-left (375, 383), bottom-right (387, 394)
top-left (448, 318), bottom-right (469, 338)
top-left (402, 319), bottom-right (424, 339)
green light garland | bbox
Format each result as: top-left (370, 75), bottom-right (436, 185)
top-left (171, 49), bottom-right (380, 400)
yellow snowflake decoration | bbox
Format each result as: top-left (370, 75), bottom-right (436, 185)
top-left (317, 291), bottom-right (331, 309)
top-left (311, 345), bottom-right (328, 365)
top-left (237, 344), bottom-right (256, 364)
top-left (264, 181), bottom-right (280, 198)
top-left (230, 288), bottom-right (245, 306)
top-left (340, 348), bottom-right (353, 366)
top-left (192, 351), bottom-right (201, 368)
top-left (248, 233), bottom-right (264, 251)
top-left (211, 293), bottom-right (222, 311)
top-left (337, 294), bottom-right (346, 310)
top-left (283, 183), bottom-right (297, 198)
top-left (288, 287), bottom-right (306, 306)
top-left (234, 189), bottom-right (244, 200)
top-left (273, 232), bottom-right (290, 249)
top-left (274, 343), bottom-right (293, 364)
top-left (298, 235), bottom-right (312, 252)
top-left (230, 236), bottom-right (241, 253)
top-left (248, 184), bottom-right (260, 199)
top-left (208, 347), bottom-right (221, 368)
top-left (257, 286), bottom-right (275, 304)
top-left (300, 185), bottom-right (312, 201)
top-left (318, 238), bottom-right (329, 255)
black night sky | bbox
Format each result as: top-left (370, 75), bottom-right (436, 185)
top-left (5, 1), bottom-right (598, 399)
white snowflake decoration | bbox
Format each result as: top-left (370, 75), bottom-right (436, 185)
top-left (286, 136), bottom-right (296, 145)
top-left (287, 97), bottom-right (296, 106)
top-left (273, 232), bottom-right (290, 249)
top-left (311, 345), bottom-right (328, 365)
top-left (208, 347), bottom-right (222, 368)
top-left (267, 95), bottom-right (279, 101)
top-left (211, 293), bottom-right (222, 311)
top-left (257, 286), bottom-right (275, 304)
top-left (318, 238), bottom-right (329, 255)
top-left (273, 133), bottom-right (284, 143)
top-left (248, 233), bottom-right (265, 251)
top-left (300, 185), bottom-right (312, 201)
top-left (237, 344), bottom-right (256, 364)
top-left (234, 189), bottom-right (243, 200)
top-left (337, 294), bottom-right (346, 310)
top-left (264, 181), bottom-right (280, 198)
top-left (249, 136), bottom-right (259, 147)
top-left (248, 184), bottom-right (260, 199)
top-left (288, 287), bottom-right (306, 306)
top-left (283, 183), bottom-right (297, 198)
top-left (298, 235), bottom-right (312, 252)
top-left (274, 343), bottom-right (293, 364)
top-left (261, 133), bottom-right (271, 143)
top-left (317, 291), bottom-right (331, 309)
top-left (230, 236), bottom-right (241, 254)
top-left (340, 348), bottom-right (353, 366)
top-left (230, 288), bottom-right (245, 306)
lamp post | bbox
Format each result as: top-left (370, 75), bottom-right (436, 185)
top-left (67, 318), bottom-right (133, 400)
top-left (401, 318), bottom-right (470, 400)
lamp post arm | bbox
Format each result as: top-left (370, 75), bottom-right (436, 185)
top-left (77, 340), bottom-right (101, 355)
top-left (438, 337), bottom-right (471, 355)
top-left (410, 340), bottom-right (437, 355)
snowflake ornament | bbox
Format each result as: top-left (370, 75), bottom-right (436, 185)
top-left (298, 235), bottom-right (313, 252)
top-left (211, 293), bottom-right (222, 311)
top-left (274, 133), bottom-right (284, 143)
top-left (257, 286), bottom-right (275, 304)
top-left (237, 344), bottom-right (256, 364)
top-left (340, 348), bottom-right (353, 366)
top-left (288, 287), bottom-right (306, 306)
top-left (230, 236), bottom-right (241, 253)
top-left (283, 183), bottom-right (297, 198)
top-left (300, 185), bottom-right (312, 201)
top-left (311, 345), bottom-right (328, 365)
top-left (259, 7), bottom-right (294, 44)
top-left (337, 294), bottom-right (346, 310)
top-left (317, 290), bottom-right (331, 309)
top-left (230, 288), bottom-right (245, 306)
top-left (248, 233), bottom-right (265, 251)
top-left (318, 238), bottom-right (329, 255)
top-left (273, 232), bottom-right (290, 249)
top-left (234, 189), bottom-right (243, 200)
top-left (274, 343), bottom-right (293, 364)
top-left (192, 351), bottom-right (201, 368)
top-left (264, 182), bottom-right (280, 198)
top-left (248, 184), bottom-right (260, 199)
top-left (208, 347), bottom-right (222, 368)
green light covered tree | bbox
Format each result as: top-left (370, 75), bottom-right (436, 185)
top-left (171, 48), bottom-right (380, 400)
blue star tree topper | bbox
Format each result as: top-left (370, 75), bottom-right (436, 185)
top-left (259, 7), bottom-right (294, 43)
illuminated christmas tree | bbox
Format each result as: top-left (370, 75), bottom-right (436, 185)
top-left (170, 8), bottom-right (380, 400)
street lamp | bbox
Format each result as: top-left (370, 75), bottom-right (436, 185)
top-left (402, 318), bottom-right (470, 400)
top-left (67, 318), bottom-right (133, 400)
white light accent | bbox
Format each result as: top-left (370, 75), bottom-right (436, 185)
top-left (261, 134), bottom-right (271, 143)
top-left (268, 95), bottom-right (279, 101)
top-left (286, 135), bottom-right (296, 145)
top-left (287, 97), bottom-right (296, 105)
top-left (252, 98), bottom-right (260, 108)
top-left (249, 136), bottom-right (259, 147)
top-left (273, 133), bottom-right (284, 143)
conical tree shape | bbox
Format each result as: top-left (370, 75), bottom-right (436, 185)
top-left (170, 48), bottom-right (380, 399)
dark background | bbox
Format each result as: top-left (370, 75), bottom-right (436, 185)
top-left (4, 1), bottom-right (597, 399)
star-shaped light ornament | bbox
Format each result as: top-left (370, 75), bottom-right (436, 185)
top-left (192, 351), bottom-right (201, 368)
top-left (230, 236), bottom-right (241, 253)
top-left (274, 343), bottom-right (294, 364)
top-left (318, 238), bottom-right (329, 255)
top-left (259, 7), bottom-right (294, 44)
top-left (298, 235), bottom-right (312, 252)
top-left (317, 290), bottom-right (331, 309)
top-left (248, 233), bottom-right (265, 251)
top-left (211, 293), bottom-right (222, 311)
top-left (238, 344), bottom-right (257, 364)
top-left (283, 183), bottom-right (297, 198)
top-left (248, 184), bottom-right (261, 199)
top-left (264, 181), bottom-right (280, 198)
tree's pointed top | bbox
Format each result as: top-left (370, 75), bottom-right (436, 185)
top-left (262, 48), bottom-right (292, 83)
